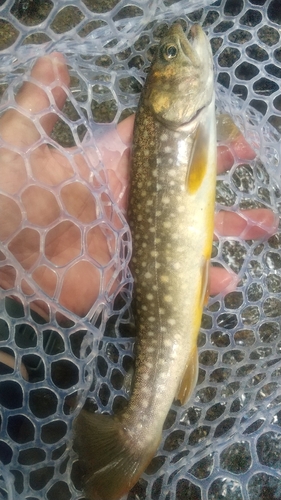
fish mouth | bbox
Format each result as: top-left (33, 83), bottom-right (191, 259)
top-left (184, 23), bottom-right (212, 70)
top-left (188, 104), bottom-right (205, 123)
top-left (187, 24), bottom-right (199, 41)
top-left (186, 24), bottom-right (206, 45)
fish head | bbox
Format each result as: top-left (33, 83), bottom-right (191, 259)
top-left (145, 23), bottom-right (214, 131)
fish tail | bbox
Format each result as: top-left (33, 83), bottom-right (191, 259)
top-left (74, 409), bottom-right (160, 500)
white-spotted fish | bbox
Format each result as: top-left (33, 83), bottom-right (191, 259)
top-left (75, 23), bottom-right (216, 500)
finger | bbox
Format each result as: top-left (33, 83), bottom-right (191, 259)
top-left (214, 208), bottom-right (279, 240)
top-left (217, 114), bottom-right (256, 174)
top-left (217, 134), bottom-right (256, 173)
top-left (230, 133), bottom-right (256, 161)
top-left (0, 351), bottom-right (28, 380)
top-left (209, 266), bottom-right (239, 296)
top-left (117, 114), bottom-right (135, 146)
top-left (88, 115), bottom-right (135, 210)
top-left (0, 53), bottom-right (69, 148)
top-left (217, 145), bottom-right (235, 172)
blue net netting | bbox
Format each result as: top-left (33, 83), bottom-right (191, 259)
top-left (0, 0), bottom-right (281, 499)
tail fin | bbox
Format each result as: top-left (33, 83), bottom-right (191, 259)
top-left (74, 409), bottom-right (160, 500)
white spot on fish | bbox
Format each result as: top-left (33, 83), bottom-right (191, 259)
top-left (163, 221), bottom-right (171, 228)
top-left (146, 199), bottom-right (153, 206)
top-left (162, 196), bottom-right (170, 204)
top-left (148, 316), bottom-right (155, 322)
top-left (164, 295), bottom-right (173, 303)
top-left (151, 250), bottom-right (158, 257)
top-left (167, 318), bottom-right (176, 325)
top-left (147, 346), bottom-right (155, 353)
top-left (158, 359), bottom-right (166, 367)
top-left (177, 205), bottom-right (185, 213)
top-left (164, 338), bottom-right (173, 347)
top-left (164, 146), bottom-right (172, 153)
top-left (142, 399), bottom-right (149, 408)
top-left (146, 293), bottom-right (153, 300)
top-left (145, 272), bottom-right (152, 279)
top-left (168, 169), bottom-right (176, 176)
top-left (160, 133), bottom-right (168, 142)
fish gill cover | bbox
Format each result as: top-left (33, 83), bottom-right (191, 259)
top-left (0, 0), bottom-right (281, 499)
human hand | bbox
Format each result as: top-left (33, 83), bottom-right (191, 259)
top-left (0, 53), bottom-right (278, 318)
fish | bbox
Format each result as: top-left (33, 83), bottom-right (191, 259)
top-left (74, 22), bottom-right (216, 500)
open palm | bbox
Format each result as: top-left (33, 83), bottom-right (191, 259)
top-left (0, 53), bottom-right (277, 319)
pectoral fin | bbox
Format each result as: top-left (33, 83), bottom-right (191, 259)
top-left (201, 258), bottom-right (210, 307)
top-left (176, 347), bottom-right (199, 405)
top-left (216, 113), bottom-right (241, 143)
top-left (186, 124), bottom-right (207, 194)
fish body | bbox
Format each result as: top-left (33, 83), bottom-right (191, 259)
top-left (75, 23), bottom-right (216, 500)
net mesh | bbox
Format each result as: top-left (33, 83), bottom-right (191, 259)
top-left (0, 0), bottom-right (281, 499)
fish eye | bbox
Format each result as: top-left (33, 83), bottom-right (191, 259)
top-left (162, 43), bottom-right (178, 60)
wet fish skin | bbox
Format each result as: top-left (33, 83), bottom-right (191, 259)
top-left (74, 23), bottom-right (216, 500)
top-left (129, 22), bottom-right (216, 408)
